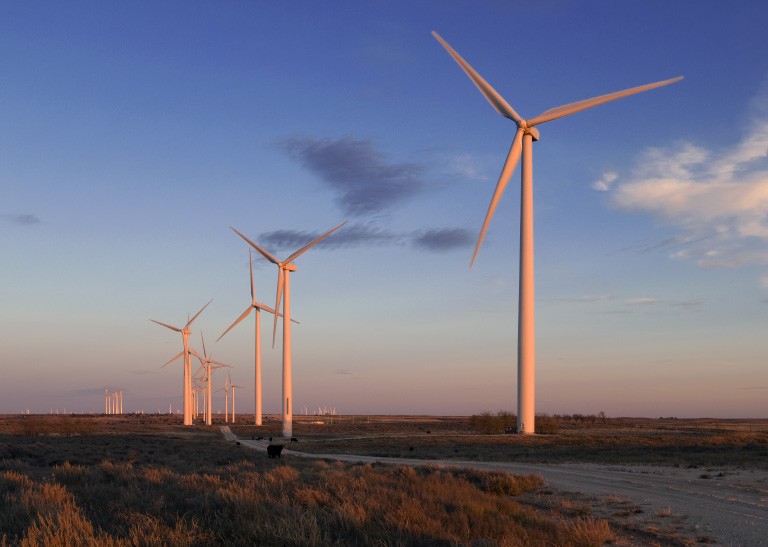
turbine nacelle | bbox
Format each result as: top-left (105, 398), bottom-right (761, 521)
top-left (521, 124), bottom-right (540, 142)
top-left (281, 263), bottom-right (297, 272)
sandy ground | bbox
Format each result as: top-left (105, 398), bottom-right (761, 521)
top-left (221, 427), bottom-right (768, 545)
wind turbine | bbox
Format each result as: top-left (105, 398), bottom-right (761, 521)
top-left (433, 31), bottom-right (682, 434)
top-left (217, 377), bottom-right (230, 423)
top-left (217, 249), bottom-right (297, 426)
top-left (151, 300), bottom-right (212, 426)
top-left (193, 333), bottom-right (231, 426)
top-left (230, 221), bottom-right (346, 438)
top-left (228, 372), bottom-right (244, 423)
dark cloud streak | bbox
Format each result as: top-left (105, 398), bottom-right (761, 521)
top-left (3, 213), bottom-right (40, 225)
top-left (278, 136), bottom-right (425, 216)
top-left (411, 228), bottom-right (473, 252)
top-left (255, 223), bottom-right (471, 254)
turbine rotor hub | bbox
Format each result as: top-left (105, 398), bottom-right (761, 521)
top-left (282, 263), bottom-right (297, 272)
top-left (517, 120), bottom-right (540, 141)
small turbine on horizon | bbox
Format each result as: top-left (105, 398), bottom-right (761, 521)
top-left (433, 31), bottom-right (682, 434)
top-left (230, 221), bottom-right (346, 438)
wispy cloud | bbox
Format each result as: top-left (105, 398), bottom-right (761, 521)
top-left (558, 294), bottom-right (701, 311)
top-left (278, 135), bottom-right (425, 216)
top-left (592, 171), bottom-right (618, 191)
top-left (2, 213), bottom-right (40, 225)
top-left (258, 223), bottom-right (398, 252)
top-left (411, 228), bottom-right (473, 252)
top-left (448, 154), bottom-right (488, 182)
top-left (255, 223), bottom-right (471, 254)
top-left (625, 297), bottom-right (663, 306)
top-left (607, 99), bottom-right (768, 283)
top-left (560, 294), bottom-right (616, 303)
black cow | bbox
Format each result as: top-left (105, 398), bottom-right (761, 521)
top-left (267, 444), bottom-right (284, 459)
top-left (290, 437), bottom-right (298, 443)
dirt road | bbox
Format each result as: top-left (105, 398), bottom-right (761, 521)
top-left (221, 427), bottom-right (768, 545)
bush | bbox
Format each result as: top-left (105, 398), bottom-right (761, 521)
top-left (470, 411), bottom-right (517, 434)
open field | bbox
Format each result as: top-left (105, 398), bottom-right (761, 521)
top-left (230, 414), bottom-right (768, 468)
top-left (2, 414), bottom-right (766, 545)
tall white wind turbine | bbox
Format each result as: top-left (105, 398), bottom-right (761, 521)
top-left (151, 300), bottom-right (212, 426)
top-left (217, 249), bottom-right (296, 426)
top-left (433, 31), bottom-right (682, 434)
top-left (230, 221), bottom-right (346, 438)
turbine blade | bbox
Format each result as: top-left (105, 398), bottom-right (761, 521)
top-left (254, 301), bottom-right (277, 315)
top-left (161, 351), bottom-right (184, 368)
top-left (272, 269), bottom-right (284, 349)
top-left (185, 299), bottom-right (212, 329)
top-left (284, 221), bottom-right (347, 264)
top-left (200, 333), bottom-right (208, 359)
top-left (470, 127), bottom-right (524, 268)
top-left (432, 31), bottom-right (523, 125)
top-left (528, 76), bottom-right (683, 127)
top-left (255, 300), bottom-right (299, 324)
top-left (249, 249), bottom-right (256, 302)
top-left (188, 348), bottom-right (204, 364)
top-left (150, 319), bottom-right (181, 332)
top-left (230, 226), bottom-right (280, 265)
top-left (216, 306), bottom-right (253, 342)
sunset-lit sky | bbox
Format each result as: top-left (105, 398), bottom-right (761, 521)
top-left (2, 2), bottom-right (766, 418)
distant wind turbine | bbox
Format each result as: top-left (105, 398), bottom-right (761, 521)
top-left (151, 300), bottom-right (212, 426)
top-left (230, 221), bottom-right (346, 438)
top-left (229, 375), bottom-right (244, 424)
top-left (217, 249), bottom-right (297, 426)
top-left (193, 333), bottom-right (231, 426)
top-left (433, 31), bottom-right (682, 434)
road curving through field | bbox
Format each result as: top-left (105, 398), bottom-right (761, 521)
top-left (220, 426), bottom-right (768, 545)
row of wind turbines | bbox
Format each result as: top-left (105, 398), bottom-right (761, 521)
top-left (104, 388), bottom-right (123, 415)
top-left (150, 32), bottom-right (681, 436)
top-left (152, 223), bottom-right (346, 438)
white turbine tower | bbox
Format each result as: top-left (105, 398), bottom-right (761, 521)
top-left (217, 249), bottom-right (296, 426)
top-left (433, 31), bottom-right (682, 434)
top-left (151, 300), bottom-right (212, 426)
top-left (230, 221), bottom-right (346, 438)
top-left (193, 333), bottom-right (231, 426)
top-left (229, 377), bottom-right (244, 423)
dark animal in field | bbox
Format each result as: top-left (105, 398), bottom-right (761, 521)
top-left (256, 436), bottom-right (264, 440)
top-left (267, 444), bottom-right (284, 459)
top-left (290, 437), bottom-right (298, 442)
top-left (236, 441), bottom-right (241, 446)
top-left (409, 446), bottom-right (414, 451)
top-left (269, 436), bottom-right (272, 442)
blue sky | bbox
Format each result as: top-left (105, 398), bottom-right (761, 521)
top-left (1, 1), bottom-right (766, 417)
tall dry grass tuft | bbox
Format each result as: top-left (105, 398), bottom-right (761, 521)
top-left (556, 516), bottom-right (614, 545)
top-left (1, 469), bottom-right (122, 546)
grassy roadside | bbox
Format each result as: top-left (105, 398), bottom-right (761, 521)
top-left (0, 414), bottom-right (742, 544)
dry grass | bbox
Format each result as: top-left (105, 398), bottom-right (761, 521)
top-left (0, 414), bottom-right (631, 545)
top-left (2, 413), bottom-right (756, 544)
